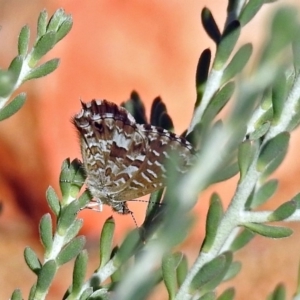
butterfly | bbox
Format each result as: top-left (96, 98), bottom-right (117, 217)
top-left (73, 99), bottom-right (195, 214)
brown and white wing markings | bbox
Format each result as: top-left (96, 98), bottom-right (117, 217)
top-left (73, 99), bottom-right (195, 213)
top-left (73, 100), bottom-right (147, 199)
top-left (116, 124), bottom-right (195, 200)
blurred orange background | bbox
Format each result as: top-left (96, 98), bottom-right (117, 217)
top-left (1, 0), bottom-right (300, 299)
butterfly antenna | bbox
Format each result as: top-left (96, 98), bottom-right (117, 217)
top-left (131, 199), bottom-right (164, 207)
top-left (129, 210), bottom-right (139, 228)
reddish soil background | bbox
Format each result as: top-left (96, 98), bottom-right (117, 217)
top-left (1, 1), bottom-right (300, 299)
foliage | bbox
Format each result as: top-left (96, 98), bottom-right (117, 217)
top-left (4, 2), bottom-right (300, 300)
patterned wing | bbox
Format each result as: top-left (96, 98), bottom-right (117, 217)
top-left (73, 99), bottom-right (195, 210)
top-left (73, 100), bottom-right (148, 202)
top-left (115, 124), bottom-right (195, 200)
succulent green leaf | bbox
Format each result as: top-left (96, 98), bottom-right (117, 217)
top-left (229, 228), bottom-right (255, 252)
top-left (39, 213), bottom-right (53, 254)
top-left (55, 16), bottom-right (73, 43)
top-left (295, 260), bottom-right (300, 296)
top-left (257, 132), bottom-right (290, 173)
top-left (8, 55), bottom-right (23, 81)
top-left (268, 200), bottom-right (296, 222)
top-left (24, 247), bottom-right (42, 275)
top-left (202, 81), bottom-right (235, 124)
top-left (162, 253), bottom-right (177, 300)
top-left (214, 21), bottom-right (240, 70)
top-left (238, 140), bottom-right (256, 182)
top-left (11, 289), bottom-right (23, 300)
top-left (201, 193), bottom-right (223, 252)
top-left (217, 287), bottom-right (235, 300)
top-left (37, 9), bottom-right (48, 39)
top-left (223, 261), bottom-right (241, 281)
top-left (59, 158), bottom-right (84, 203)
top-left (198, 291), bottom-right (216, 300)
top-left (0, 93), bottom-right (26, 121)
top-left (199, 252), bottom-right (233, 292)
top-left (176, 254), bottom-right (188, 287)
top-left (292, 38), bottom-right (300, 74)
top-left (47, 8), bottom-right (65, 32)
top-left (267, 283), bottom-right (286, 300)
top-left (250, 121), bottom-right (271, 140)
top-left (210, 161), bottom-right (239, 184)
top-left (56, 236), bottom-right (86, 266)
top-left (99, 217), bottom-right (115, 268)
top-left (70, 250), bottom-right (88, 297)
top-left (64, 219), bottom-right (84, 245)
top-left (243, 223), bottom-right (293, 238)
top-left (24, 58), bottom-right (60, 81)
top-left (272, 72), bottom-right (287, 124)
top-left (291, 193), bottom-right (300, 209)
top-left (114, 229), bottom-right (141, 265)
top-left (35, 260), bottom-right (57, 296)
top-left (18, 25), bottom-right (30, 56)
top-left (29, 31), bottom-right (56, 68)
top-left (0, 70), bottom-right (15, 97)
top-left (250, 179), bottom-right (278, 209)
top-left (196, 49), bottom-right (211, 97)
top-left (260, 8), bottom-right (299, 64)
top-left (57, 201), bottom-right (80, 235)
top-left (239, 0), bottom-right (264, 26)
top-left (190, 254), bottom-right (226, 291)
top-left (222, 43), bottom-right (253, 84)
top-left (88, 289), bottom-right (109, 300)
top-left (46, 186), bottom-right (60, 216)
top-left (77, 189), bottom-right (92, 209)
top-left (79, 288), bottom-right (94, 300)
top-left (201, 7), bottom-right (221, 44)
top-left (28, 284), bottom-right (37, 300)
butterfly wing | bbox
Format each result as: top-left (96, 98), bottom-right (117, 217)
top-left (73, 100), bottom-right (148, 199)
top-left (115, 124), bottom-right (195, 200)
